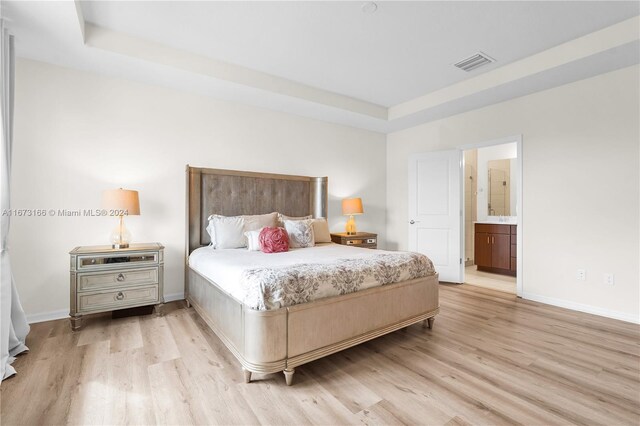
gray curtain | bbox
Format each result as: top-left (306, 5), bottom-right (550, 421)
top-left (1, 20), bottom-right (29, 381)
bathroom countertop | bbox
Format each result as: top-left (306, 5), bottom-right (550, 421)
top-left (474, 220), bottom-right (517, 225)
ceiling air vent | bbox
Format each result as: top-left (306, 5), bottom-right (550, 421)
top-left (454, 52), bottom-right (495, 72)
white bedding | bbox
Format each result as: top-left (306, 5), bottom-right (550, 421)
top-left (189, 243), bottom-right (435, 310)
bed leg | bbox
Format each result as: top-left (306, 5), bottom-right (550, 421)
top-left (422, 319), bottom-right (428, 328)
top-left (185, 299), bottom-right (191, 308)
top-left (243, 368), bottom-right (252, 384)
top-left (427, 317), bottom-right (435, 329)
top-left (283, 368), bottom-right (295, 386)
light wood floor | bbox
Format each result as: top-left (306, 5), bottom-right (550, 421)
top-left (465, 266), bottom-right (516, 294)
top-left (1, 284), bottom-right (639, 426)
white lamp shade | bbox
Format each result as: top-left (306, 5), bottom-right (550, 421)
top-left (342, 197), bottom-right (363, 215)
top-left (102, 188), bottom-right (140, 215)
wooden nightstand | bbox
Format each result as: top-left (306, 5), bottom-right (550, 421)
top-left (69, 243), bottom-right (164, 330)
top-left (330, 232), bottom-right (377, 249)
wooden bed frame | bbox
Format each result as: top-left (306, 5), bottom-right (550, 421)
top-left (185, 166), bottom-right (439, 385)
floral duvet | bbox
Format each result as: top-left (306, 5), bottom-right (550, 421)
top-left (189, 244), bottom-right (436, 311)
top-left (240, 251), bottom-right (435, 310)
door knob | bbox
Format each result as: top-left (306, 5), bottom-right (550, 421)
top-left (409, 220), bottom-right (415, 225)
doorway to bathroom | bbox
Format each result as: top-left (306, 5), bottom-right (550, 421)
top-left (462, 136), bottom-right (522, 295)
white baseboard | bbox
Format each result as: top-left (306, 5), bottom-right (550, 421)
top-left (27, 292), bottom-right (187, 324)
top-left (521, 292), bottom-right (640, 324)
top-left (28, 291), bottom-right (636, 325)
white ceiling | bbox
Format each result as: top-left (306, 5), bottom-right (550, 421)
top-left (80, 1), bottom-right (640, 107)
top-left (4, 1), bottom-right (640, 133)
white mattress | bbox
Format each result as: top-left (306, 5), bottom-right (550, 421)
top-left (189, 243), bottom-right (436, 310)
top-left (190, 244), bottom-right (373, 301)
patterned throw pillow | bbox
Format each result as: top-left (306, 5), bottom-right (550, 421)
top-left (259, 227), bottom-right (289, 253)
top-left (283, 219), bottom-right (315, 248)
top-left (277, 213), bottom-right (312, 227)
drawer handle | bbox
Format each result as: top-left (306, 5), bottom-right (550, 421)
top-left (90, 259), bottom-right (96, 264)
top-left (116, 273), bottom-right (125, 282)
top-left (115, 291), bottom-right (125, 301)
top-left (346, 240), bottom-right (355, 245)
top-left (367, 239), bottom-right (376, 244)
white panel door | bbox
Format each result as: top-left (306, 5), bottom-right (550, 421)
top-left (408, 150), bottom-right (463, 283)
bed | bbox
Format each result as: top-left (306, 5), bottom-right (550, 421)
top-left (185, 166), bottom-right (439, 385)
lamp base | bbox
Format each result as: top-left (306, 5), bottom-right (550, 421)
top-left (345, 215), bottom-right (357, 235)
top-left (110, 216), bottom-right (132, 249)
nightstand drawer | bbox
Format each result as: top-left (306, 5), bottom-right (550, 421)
top-left (331, 232), bottom-right (378, 249)
top-left (77, 251), bottom-right (159, 271)
top-left (77, 267), bottom-right (158, 292)
top-left (78, 285), bottom-right (159, 313)
top-left (345, 238), bottom-right (377, 245)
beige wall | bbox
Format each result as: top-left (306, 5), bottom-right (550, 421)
top-left (11, 59), bottom-right (640, 324)
top-left (12, 59), bottom-right (387, 320)
top-left (387, 65), bottom-right (640, 322)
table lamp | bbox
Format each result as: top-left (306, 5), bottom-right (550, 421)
top-left (102, 188), bottom-right (140, 249)
top-left (342, 197), bottom-right (363, 235)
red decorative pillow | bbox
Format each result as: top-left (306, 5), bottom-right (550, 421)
top-left (259, 227), bottom-right (289, 253)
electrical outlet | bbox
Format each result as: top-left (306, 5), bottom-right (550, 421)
top-left (603, 273), bottom-right (615, 285)
top-left (576, 269), bottom-right (586, 281)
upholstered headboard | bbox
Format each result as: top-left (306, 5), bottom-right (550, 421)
top-left (186, 166), bottom-right (328, 254)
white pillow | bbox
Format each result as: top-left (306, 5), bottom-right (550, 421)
top-left (206, 214), bottom-right (221, 247)
top-left (211, 215), bottom-right (245, 249)
top-left (311, 218), bottom-right (331, 243)
top-left (284, 219), bottom-right (315, 248)
top-left (244, 212), bottom-right (278, 233)
top-left (208, 213), bottom-right (277, 248)
top-left (244, 228), bottom-right (264, 251)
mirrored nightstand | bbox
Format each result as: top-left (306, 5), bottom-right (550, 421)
top-left (69, 243), bottom-right (164, 330)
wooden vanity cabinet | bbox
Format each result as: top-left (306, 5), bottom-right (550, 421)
top-left (474, 224), bottom-right (516, 276)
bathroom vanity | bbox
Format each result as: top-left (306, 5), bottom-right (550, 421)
top-left (474, 222), bottom-right (516, 276)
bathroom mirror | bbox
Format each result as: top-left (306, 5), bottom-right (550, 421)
top-left (487, 159), bottom-right (516, 216)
